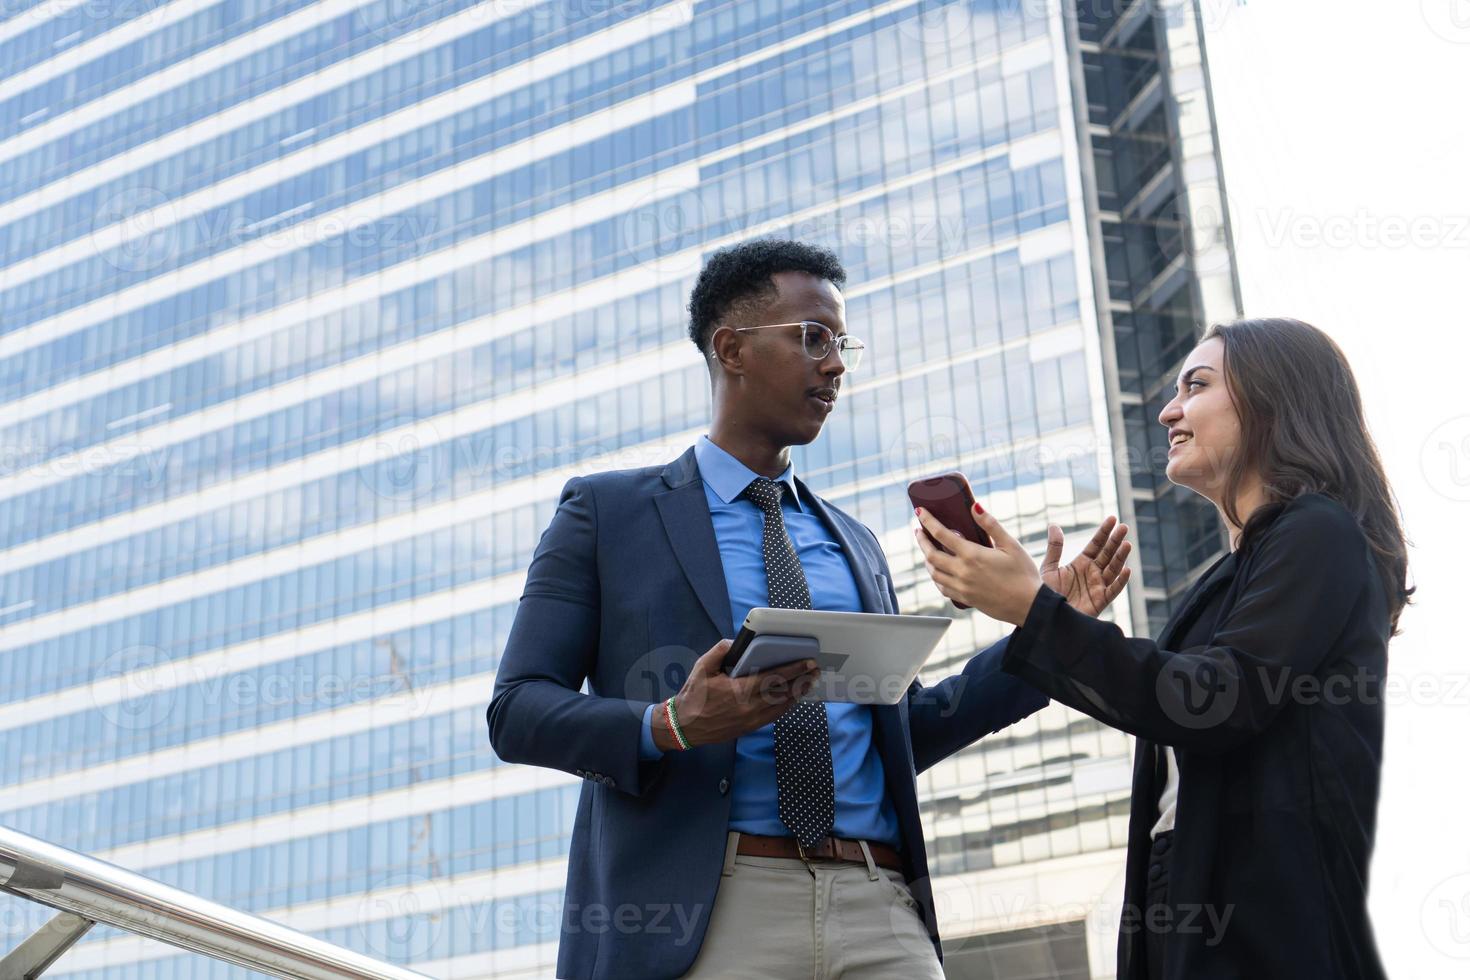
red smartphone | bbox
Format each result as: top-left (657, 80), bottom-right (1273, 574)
top-left (907, 472), bottom-right (991, 610)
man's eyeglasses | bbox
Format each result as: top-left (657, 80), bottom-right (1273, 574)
top-left (730, 322), bottom-right (866, 371)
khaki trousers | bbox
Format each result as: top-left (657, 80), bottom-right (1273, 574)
top-left (681, 832), bottom-right (945, 979)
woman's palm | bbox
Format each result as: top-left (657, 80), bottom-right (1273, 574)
top-left (1039, 518), bottom-right (1132, 617)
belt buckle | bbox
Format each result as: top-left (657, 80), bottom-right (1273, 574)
top-left (796, 839), bottom-right (818, 876)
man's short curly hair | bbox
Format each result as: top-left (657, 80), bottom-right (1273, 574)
top-left (686, 238), bottom-right (846, 355)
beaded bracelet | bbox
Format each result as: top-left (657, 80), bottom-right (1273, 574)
top-left (664, 695), bottom-right (692, 750)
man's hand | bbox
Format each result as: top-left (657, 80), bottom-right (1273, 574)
top-left (652, 639), bottom-right (821, 751)
top-left (1039, 517), bottom-right (1131, 618)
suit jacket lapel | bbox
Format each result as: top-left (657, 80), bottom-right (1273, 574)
top-left (798, 479), bottom-right (916, 770)
top-left (1135, 550), bottom-right (1237, 843)
top-left (653, 447), bottom-right (735, 637)
top-left (798, 478), bottom-right (885, 614)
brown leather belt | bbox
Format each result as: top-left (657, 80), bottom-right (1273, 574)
top-left (736, 833), bottom-right (903, 873)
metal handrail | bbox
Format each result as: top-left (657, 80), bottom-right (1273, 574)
top-left (0, 824), bottom-right (433, 979)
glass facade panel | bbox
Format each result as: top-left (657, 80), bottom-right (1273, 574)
top-left (0, 0), bottom-right (1232, 974)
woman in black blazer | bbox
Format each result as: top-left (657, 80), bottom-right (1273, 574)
top-left (915, 318), bottom-right (1411, 980)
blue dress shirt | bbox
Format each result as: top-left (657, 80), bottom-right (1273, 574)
top-left (639, 436), bottom-right (901, 846)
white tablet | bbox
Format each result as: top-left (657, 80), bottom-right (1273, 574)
top-left (720, 607), bottom-right (952, 705)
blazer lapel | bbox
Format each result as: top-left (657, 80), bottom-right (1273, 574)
top-left (802, 483), bottom-right (922, 850)
top-left (1157, 550), bottom-right (1238, 647)
top-left (798, 478), bottom-right (884, 614)
top-left (653, 447), bottom-right (735, 637)
top-left (1130, 552), bottom-right (1236, 856)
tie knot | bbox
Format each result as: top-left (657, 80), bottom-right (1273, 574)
top-left (741, 477), bottom-right (786, 515)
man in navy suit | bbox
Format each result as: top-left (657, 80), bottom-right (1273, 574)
top-left (488, 239), bottom-right (1110, 978)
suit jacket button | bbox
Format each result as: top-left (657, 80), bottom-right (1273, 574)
top-left (719, 778), bottom-right (730, 795)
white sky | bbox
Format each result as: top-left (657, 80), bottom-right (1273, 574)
top-left (1200, 1), bottom-right (1470, 975)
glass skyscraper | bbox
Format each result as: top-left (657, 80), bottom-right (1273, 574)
top-left (0, 0), bottom-right (1237, 977)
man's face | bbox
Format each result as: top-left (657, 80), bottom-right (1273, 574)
top-left (720, 271), bottom-right (848, 448)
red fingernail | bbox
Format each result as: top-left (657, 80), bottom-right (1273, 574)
top-left (973, 502), bottom-right (984, 514)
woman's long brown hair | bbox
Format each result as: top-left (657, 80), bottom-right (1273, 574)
top-left (1206, 317), bottom-right (1413, 633)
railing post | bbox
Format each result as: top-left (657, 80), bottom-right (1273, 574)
top-left (1, 825), bottom-right (433, 979)
top-left (1, 911), bottom-right (95, 979)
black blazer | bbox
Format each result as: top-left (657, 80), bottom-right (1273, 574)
top-left (1001, 493), bottom-right (1389, 979)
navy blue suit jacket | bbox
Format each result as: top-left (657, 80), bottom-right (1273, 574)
top-left (487, 446), bottom-right (1048, 979)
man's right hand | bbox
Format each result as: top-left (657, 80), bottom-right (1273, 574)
top-left (652, 639), bottom-right (822, 751)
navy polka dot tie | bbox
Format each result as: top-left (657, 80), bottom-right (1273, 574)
top-left (740, 477), bottom-right (834, 848)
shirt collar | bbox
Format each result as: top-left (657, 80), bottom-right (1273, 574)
top-left (694, 435), bottom-right (805, 513)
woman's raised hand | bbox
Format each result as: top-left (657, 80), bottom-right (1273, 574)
top-left (1038, 516), bottom-right (1131, 618)
top-left (915, 506), bottom-right (1130, 625)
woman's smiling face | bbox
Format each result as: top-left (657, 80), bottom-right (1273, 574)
top-left (1158, 337), bottom-right (1243, 501)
